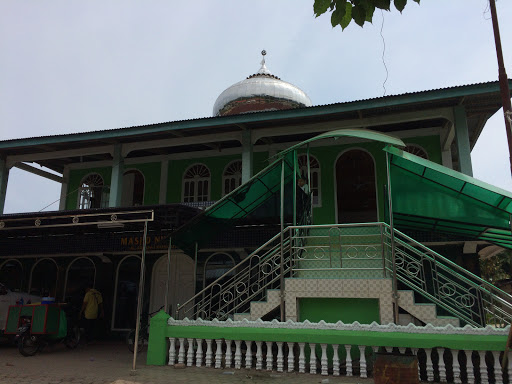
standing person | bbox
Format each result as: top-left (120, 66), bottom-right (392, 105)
top-left (80, 283), bottom-right (104, 344)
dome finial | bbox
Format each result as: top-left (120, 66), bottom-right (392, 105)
top-left (258, 50), bottom-right (271, 75)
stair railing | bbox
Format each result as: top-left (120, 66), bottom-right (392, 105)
top-left (383, 223), bottom-right (512, 327)
top-left (176, 229), bottom-right (294, 320)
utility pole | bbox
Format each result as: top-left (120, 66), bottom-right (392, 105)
top-left (489, 0), bottom-right (512, 175)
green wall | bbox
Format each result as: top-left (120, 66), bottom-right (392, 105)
top-left (166, 151), bottom-right (269, 203)
top-left (64, 135), bottom-right (441, 213)
top-left (299, 298), bottom-right (380, 324)
top-left (304, 135), bottom-right (442, 225)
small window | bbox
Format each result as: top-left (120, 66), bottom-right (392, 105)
top-left (78, 174), bottom-right (108, 209)
top-left (223, 160), bottom-right (242, 196)
top-left (298, 154), bottom-right (321, 207)
top-left (183, 164), bottom-right (211, 203)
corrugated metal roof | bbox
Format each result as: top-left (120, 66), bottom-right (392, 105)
top-left (0, 79), bottom-right (509, 149)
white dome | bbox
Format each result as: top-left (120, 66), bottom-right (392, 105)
top-left (213, 57), bottom-right (312, 117)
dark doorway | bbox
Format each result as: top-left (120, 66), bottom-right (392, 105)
top-left (336, 150), bottom-right (377, 223)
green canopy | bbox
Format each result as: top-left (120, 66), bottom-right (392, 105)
top-left (385, 146), bottom-right (512, 248)
top-left (172, 152), bottom-right (297, 252)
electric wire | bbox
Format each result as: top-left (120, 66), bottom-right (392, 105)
top-left (380, 10), bottom-right (388, 97)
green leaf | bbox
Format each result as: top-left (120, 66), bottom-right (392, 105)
top-left (364, 4), bottom-right (376, 22)
top-left (340, 2), bottom-right (352, 30)
top-left (373, 0), bottom-right (391, 10)
top-left (394, 0), bottom-right (407, 12)
top-left (413, 0), bottom-right (420, 3)
top-left (314, 0), bottom-right (332, 17)
top-left (352, 3), bottom-right (367, 26)
top-left (330, 1), bottom-right (348, 27)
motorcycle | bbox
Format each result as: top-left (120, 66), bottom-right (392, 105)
top-left (16, 304), bottom-right (81, 357)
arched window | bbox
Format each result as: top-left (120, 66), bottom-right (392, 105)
top-left (122, 170), bottom-right (145, 206)
top-left (78, 173), bottom-right (108, 209)
top-left (182, 164), bottom-right (210, 203)
top-left (298, 154), bottom-right (321, 206)
top-left (203, 253), bottom-right (235, 289)
top-left (223, 160), bottom-right (242, 196)
top-left (63, 257), bottom-right (96, 302)
top-left (29, 258), bottom-right (58, 297)
top-left (0, 259), bottom-right (24, 292)
top-left (112, 255), bottom-right (141, 330)
top-left (404, 144), bottom-right (429, 159)
top-left (336, 149), bottom-right (377, 224)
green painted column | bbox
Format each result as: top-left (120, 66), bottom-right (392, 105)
top-left (453, 106), bottom-right (473, 177)
top-left (0, 158), bottom-right (9, 214)
top-left (146, 310), bottom-right (170, 365)
top-left (241, 130), bottom-right (253, 183)
top-left (109, 144), bottom-right (124, 207)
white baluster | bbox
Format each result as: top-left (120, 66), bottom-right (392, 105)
top-left (332, 344), bottom-right (340, 376)
top-left (245, 341), bottom-right (253, 369)
top-left (492, 351), bottom-right (503, 384)
top-left (298, 342), bottom-right (306, 373)
top-left (186, 338), bottom-right (194, 366)
top-left (451, 349), bottom-right (461, 384)
top-left (178, 338), bottom-right (185, 364)
top-left (225, 340), bottom-right (232, 368)
top-left (425, 348), bottom-right (434, 382)
top-left (345, 344), bottom-right (353, 377)
top-left (412, 349), bottom-right (421, 381)
top-left (465, 350), bottom-right (475, 383)
top-left (256, 341), bottom-right (263, 370)
top-left (309, 343), bottom-right (317, 374)
top-left (234, 340), bottom-right (242, 369)
top-left (287, 342), bottom-right (295, 372)
top-left (266, 341), bottom-right (273, 371)
top-left (320, 344), bottom-right (328, 376)
top-left (438, 348), bottom-right (446, 383)
top-left (205, 339), bottom-right (213, 367)
top-left (276, 342), bottom-right (284, 372)
top-left (196, 339), bottom-right (203, 367)
top-left (372, 346), bottom-right (379, 354)
top-left (398, 347), bottom-right (406, 354)
top-left (215, 339), bottom-right (223, 369)
top-left (359, 345), bottom-right (367, 378)
top-left (168, 338), bottom-right (176, 366)
top-left (479, 350), bottom-right (488, 384)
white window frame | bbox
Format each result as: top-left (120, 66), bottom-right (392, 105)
top-left (222, 160), bottom-right (242, 196)
top-left (62, 257), bottom-right (97, 301)
top-left (111, 254), bottom-right (141, 331)
top-left (298, 154), bottom-right (321, 207)
top-left (182, 164), bottom-right (211, 203)
top-left (404, 144), bottom-right (429, 160)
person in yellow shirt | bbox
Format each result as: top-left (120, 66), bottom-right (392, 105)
top-left (80, 283), bottom-right (104, 344)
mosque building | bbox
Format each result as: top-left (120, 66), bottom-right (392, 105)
top-left (1, 51), bottom-right (512, 335)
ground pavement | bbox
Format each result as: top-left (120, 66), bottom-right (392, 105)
top-left (0, 340), bottom-right (375, 384)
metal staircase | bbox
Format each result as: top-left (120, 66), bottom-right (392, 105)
top-left (177, 222), bottom-right (512, 327)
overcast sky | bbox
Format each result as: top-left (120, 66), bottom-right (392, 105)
top-left (1, 0), bottom-right (511, 214)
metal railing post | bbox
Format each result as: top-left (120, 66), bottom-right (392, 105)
top-left (386, 152), bottom-right (399, 324)
top-left (280, 160), bottom-right (286, 322)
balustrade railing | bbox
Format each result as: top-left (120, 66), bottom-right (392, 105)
top-left (176, 230), bottom-right (294, 320)
top-left (163, 318), bottom-right (510, 383)
top-left (382, 225), bottom-right (512, 327)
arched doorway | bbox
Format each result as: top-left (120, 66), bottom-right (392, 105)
top-left (150, 252), bottom-right (195, 317)
top-left (112, 255), bottom-right (141, 330)
top-left (29, 258), bottom-right (58, 297)
top-left (336, 149), bottom-right (377, 223)
top-left (63, 257), bottom-right (96, 303)
top-left (122, 169), bottom-right (145, 206)
top-left (0, 259), bottom-right (24, 292)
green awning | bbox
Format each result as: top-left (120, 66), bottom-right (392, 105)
top-left (172, 152), bottom-right (297, 252)
top-left (277, 129), bottom-right (405, 159)
top-left (385, 146), bottom-right (512, 248)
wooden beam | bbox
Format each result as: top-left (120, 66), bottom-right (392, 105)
top-left (13, 162), bottom-right (63, 183)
